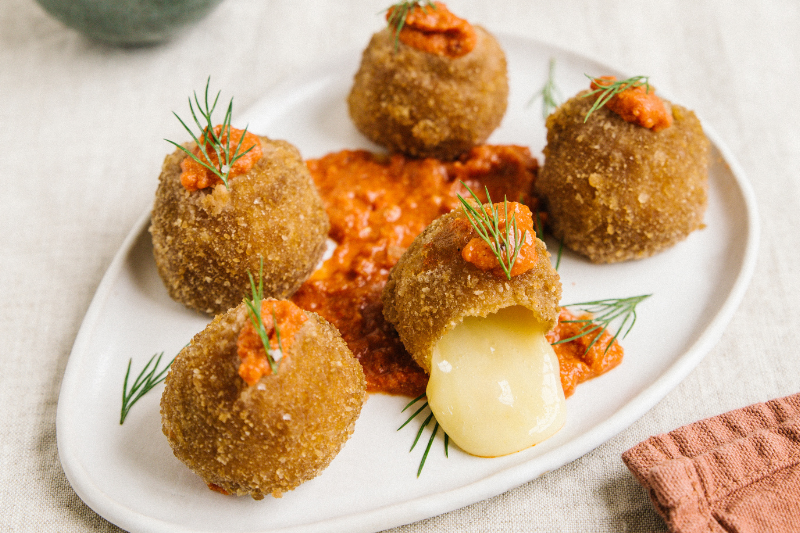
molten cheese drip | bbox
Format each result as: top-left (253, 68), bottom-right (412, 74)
top-left (427, 306), bottom-right (566, 457)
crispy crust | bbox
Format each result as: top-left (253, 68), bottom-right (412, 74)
top-left (382, 208), bottom-right (561, 374)
top-left (160, 303), bottom-right (366, 499)
top-left (536, 93), bottom-right (709, 263)
top-left (347, 26), bottom-right (508, 161)
top-left (150, 137), bottom-right (330, 314)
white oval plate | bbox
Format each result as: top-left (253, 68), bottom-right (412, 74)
top-left (57, 34), bottom-right (759, 533)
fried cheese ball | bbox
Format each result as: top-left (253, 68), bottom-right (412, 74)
top-left (161, 300), bottom-right (366, 499)
top-left (150, 136), bottom-right (329, 314)
top-left (347, 6), bottom-right (508, 160)
top-left (537, 91), bottom-right (709, 263)
top-left (383, 205), bottom-right (565, 457)
top-left (383, 208), bottom-right (561, 371)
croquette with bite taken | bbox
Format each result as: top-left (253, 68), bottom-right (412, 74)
top-left (382, 200), bottom-right (565, 457)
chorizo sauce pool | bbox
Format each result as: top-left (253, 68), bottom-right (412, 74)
top-left (293, 146), bottom-right (621, 397)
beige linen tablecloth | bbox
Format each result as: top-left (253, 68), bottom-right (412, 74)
top-left (2, 1), bottom-right (799, 531)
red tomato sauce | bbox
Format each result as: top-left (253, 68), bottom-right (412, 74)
top-left (546, 308), bottom-right (625, 397)
top-left (294, 146), bottom-right (537, 396)
top-left (295, 146), bottom-right (622, 398)
top-left (461, 201), bottom-right (538, 278)
top-left (236, 300), bottom-right (308, 386)
top-left (590, 76), bottom-right (672, 132)
top-left (388, 1), bottom-right (477, 58)
top-left (180, 125), bottom-right (263, 191)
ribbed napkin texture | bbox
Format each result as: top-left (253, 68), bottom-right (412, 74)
top-left (622, 393), bottom-right (800, 533)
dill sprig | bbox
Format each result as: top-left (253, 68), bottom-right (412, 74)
top-left (457, 182), bottom-right (528, 281)
top-left (555, 294), bottom-right (651, 354)
top-left (120, 351), bottom-right (175, 425)
top-left (399, 394), bottom-right (449, 476)
top-left (580, 74), bottom-right (651, 123)
top-left (166, 77), bottom-right (255, 189)
top-left (529, 58), bottom-right (562, 119)
top-left (555, 238), bottom-right (564, 271)
top-left (385, 1), bottom-right (436, 50)
top-left (243, 259), bottom-right (282, 375)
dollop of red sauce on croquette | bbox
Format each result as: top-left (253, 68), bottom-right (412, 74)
top-left (461, 201), bottom-right (538, 277)
top-left (236, 300), bottom-right (308, 386)
top-left (388, 1), bottom-right (476, 58)
top-left (590, 76), bottom-right (672, 132)
top-left (180, 125), bottom-right (263, 191)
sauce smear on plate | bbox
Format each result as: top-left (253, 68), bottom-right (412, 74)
top-left (294, 146), bottom-right (536, 395)
top-left (294, 146), bottom-right (622, 397)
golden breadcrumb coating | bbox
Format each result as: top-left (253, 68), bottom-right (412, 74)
top-left (537, 92), bottom-right (709, 263)
top-left (160, 303), bottom-right (366, 499)
top-left (348, 26), bottom-right (508, 161)
top-left (382, 208), bottom-right (561, 373)
top-left (150, 136), bottom-right (329, 314)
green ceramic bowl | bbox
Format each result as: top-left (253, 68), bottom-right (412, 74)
top-left (35, 0), bottom-right (224, 46)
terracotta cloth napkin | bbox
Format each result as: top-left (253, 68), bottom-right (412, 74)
top-left (622, 393), bottom-right (800, 532)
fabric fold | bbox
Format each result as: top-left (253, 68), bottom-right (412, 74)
top-left (622, 393), bottom-right (800, 533)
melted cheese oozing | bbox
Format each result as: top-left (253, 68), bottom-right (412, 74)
top-left (427, 306), bottom-right (566, 457)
